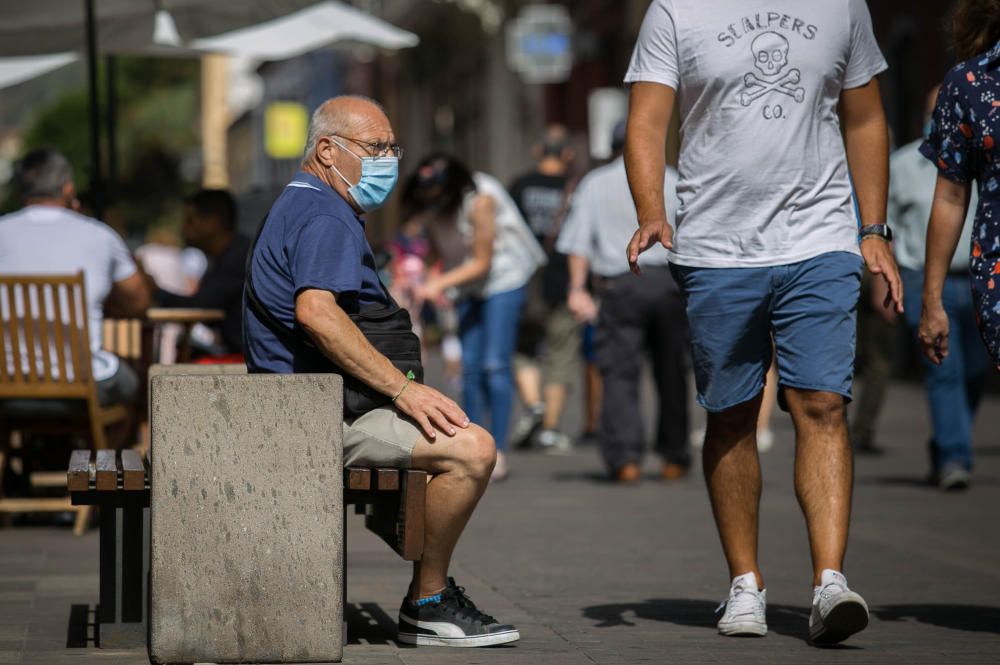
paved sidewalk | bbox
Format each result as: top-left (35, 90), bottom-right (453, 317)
top-left (3, 381), bottom-right (1000, 664)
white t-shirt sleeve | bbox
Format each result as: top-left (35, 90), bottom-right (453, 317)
top-left (555, 185), bottom-right (595, 259)
top-left (623, 0), bottom-right (679, 89)
top-left (843, 0), bottom-right (888, 89)
top-left (108, 229), bottom-right (138, 283)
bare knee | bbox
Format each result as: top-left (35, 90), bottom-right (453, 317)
top-left (706, 398), bottom-right (759, 445)
top-left (789, 390), bottom-right (846, 430)
top-left (454, 425), bottom-right (497, 480)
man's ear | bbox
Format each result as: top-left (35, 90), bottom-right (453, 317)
top-left (315, 136), bottom-right (337, 167)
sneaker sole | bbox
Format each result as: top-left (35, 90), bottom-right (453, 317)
top-left (810, 598), bottom-right (869, 645)
top-left (398, 629), bottom-right (521, 647)
top-left (718, 621), bottom-right (767, 637)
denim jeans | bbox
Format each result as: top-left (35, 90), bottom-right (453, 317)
top-left (901, 268), bottom-right (989, 471)
top-left (457, 286), bottom-right (526, 451)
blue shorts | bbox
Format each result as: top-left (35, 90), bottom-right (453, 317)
top-left (671, 251), bottom-right (863, 413)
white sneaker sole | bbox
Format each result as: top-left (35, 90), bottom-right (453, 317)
top-left (718, 620), bottom-right (767, 637)
top-left (398, 629), bottom-right (521, 647)
top-left (810, 595), bottom-right (869, 645)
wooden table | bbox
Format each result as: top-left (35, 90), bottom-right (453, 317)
top-left (144, 308), bottom-right (224, 363)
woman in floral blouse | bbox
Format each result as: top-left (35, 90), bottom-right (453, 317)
top-left (920, 0), bottom-right (1000, 371)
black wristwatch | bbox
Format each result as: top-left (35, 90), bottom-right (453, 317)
top-left (859, 223), bottom-right (893, 243)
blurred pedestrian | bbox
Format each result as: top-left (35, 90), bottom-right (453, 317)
top-left (557, 120), bottom-right (690, 483)
top-left (404, 154), bottom-right (546, 481)
top-left (0, 148), bottom-right (149, 406)
top-left (918, 2), bottom-right (1000, 478)
top-left (507, 125), bottom-right (579, 452)
top-left (624, 0), bottom-right (900, 644)
top-left (136, 226), bottom-right (190, 365)
top-left (154, 189), bottom-right (250, 357)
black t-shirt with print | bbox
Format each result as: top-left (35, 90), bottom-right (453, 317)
top-left (508, 171), bottom-right (569, 307)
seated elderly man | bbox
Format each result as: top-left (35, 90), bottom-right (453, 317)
top-left (0, 148), bottom-right (149, 406)
top-left (244, 96), bottom-right (518, 648)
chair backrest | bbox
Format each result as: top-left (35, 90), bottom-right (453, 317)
top-left (102, 318), bottom-right (143, 361)
top-left (0, 271), bottom-right (95, 400)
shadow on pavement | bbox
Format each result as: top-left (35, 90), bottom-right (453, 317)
top-left (856, 475), bottom-right (1000, 488)
top-left (874, 604), bottom-right (1000, 635)
top-left (346, 602), bottom-right (400, 646)
top-left (66, 604), bottom-right (97, 648)
top-left (582, 598), bottom-right (813, 640)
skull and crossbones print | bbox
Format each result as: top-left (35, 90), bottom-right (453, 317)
top-left (740, 31), bottom-right (805, 107)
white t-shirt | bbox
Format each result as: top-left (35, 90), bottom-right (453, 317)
top-left (557, 158), bottom-right (678, 278)
top-left (625, 0), bottom-right (888, 268)
top-left (455, 173), bottom-right (546, 298)
top-left (0, 205), bottom-right (137, 381)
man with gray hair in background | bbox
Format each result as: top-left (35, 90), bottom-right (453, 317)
top-left (244, 96), bottom-right (519, 648)
top-left (0, 148), bottom-right (150, 406)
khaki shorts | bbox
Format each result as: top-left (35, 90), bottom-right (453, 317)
top-left (343, 406), bottom-right (422, 468)
top-left (514, 305), bottom-right (581, 387)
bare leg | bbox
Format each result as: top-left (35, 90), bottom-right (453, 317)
top-left (758, 361), bottom-right (778, 433)
top-left (542, 383), bottom-right (567, 430)
top-left (703, 394), bottom-right (765, 588)
top-left (407, 424), bottom-right (496, 598)
top-left (784, 389), bottom-right (852, 585)
top-left (514, 362), bottom-right (543, 409)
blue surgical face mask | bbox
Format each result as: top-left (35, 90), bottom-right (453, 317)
top-left (331, 139), bottom-right (399, 212)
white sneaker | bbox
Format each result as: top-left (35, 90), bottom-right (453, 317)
top-left (690, 427), bottom-right (706, 449)
top-left (538, 429), bottom-right (573, 455)
top-left (716, 572), bottom-right (767, 637)
top-left (809, 569), bottom-right (869, 645)
top-left (490, 452), bottom-right (509, 482)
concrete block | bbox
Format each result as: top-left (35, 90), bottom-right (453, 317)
top-left (149, 373), bottom-right (344, 664)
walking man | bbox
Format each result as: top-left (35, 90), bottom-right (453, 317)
top-left (624, 0), bottom-right (902, 644)
top-left (557, 121), bottom-right (690, 483)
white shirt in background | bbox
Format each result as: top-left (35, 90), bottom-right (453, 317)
top-left (557, 158), bottom-right (678, 278)
top-left (889, 139), bottom-right (977, 272)
top-left (625, 0), bottom-right (888, 268)
top-left (0, 204), bottom-right (137, 381)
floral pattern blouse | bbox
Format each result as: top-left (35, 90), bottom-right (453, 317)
top-left (921, 40), bottom-right (1000, 368)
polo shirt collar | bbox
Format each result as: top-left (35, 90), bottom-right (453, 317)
top-left (288, 171), bottom-right (364, 225)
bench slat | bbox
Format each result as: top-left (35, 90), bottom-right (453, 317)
top-left (375, 468), bottom-right (399, 491)
top-left (67, 450), bottom-right (92, 491)
top-left (346, 467), bottom-right (370, 490)
top-left (95, 450), bottom-right (118, 490)
top-left (120, 450), bottom-right (146, 490)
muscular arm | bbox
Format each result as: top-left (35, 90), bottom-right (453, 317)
top-left (296, 289), bottom-right (468, 437)
top-left (625, 82), bottom-right (676, 273)
top-left (840, 78), bottom-right (902, 313)
top-left (840, 79), bottom-right (889, 227)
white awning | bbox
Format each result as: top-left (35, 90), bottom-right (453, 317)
top-left (191, 1), bottom-right (418, 60)
top-left (0, 53), bottom-right (77, 90)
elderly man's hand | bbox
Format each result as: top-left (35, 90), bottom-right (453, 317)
top-left (393, 381), bottom-right (470, 440)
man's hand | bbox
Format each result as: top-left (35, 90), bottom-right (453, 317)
top-left (626, 220), bottom-right (673, 275)
top-left (393, 381), bottom-right (470, 440)
top-left (860, 239), bottom-right (903, 314)
top-left (918, 300), bottom-right (950, 365)
top-left (869, 266), bottom-right (898, 324)
top-left (567, 288), bottom-right (598, 323)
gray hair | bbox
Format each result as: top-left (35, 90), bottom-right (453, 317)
top-left (14, 148), bottom-right (73, 201)
top-left (301, 95), bottom-right (386, 166)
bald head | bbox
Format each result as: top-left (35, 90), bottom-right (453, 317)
top-left (302, 95), bottom-right (388, 165)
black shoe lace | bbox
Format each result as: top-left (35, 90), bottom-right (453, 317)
top-left (447, 580), bottom-right (498, 625)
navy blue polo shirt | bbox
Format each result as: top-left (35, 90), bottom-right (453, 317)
top-left (244, 172), bottom-right (390, 373)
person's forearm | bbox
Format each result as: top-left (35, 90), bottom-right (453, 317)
top-left (432, 257), bottom-right (491, 292)
top-left (297, 294), bottom-right (406, 397)
top-left (922, 195), bottom-right (970, 306)
top-left (625, 83), bottom-right (674, 226)
top-left (568, 254), bottom-right (590, 292)
top-left (844, 117), bottom-right (889, 228)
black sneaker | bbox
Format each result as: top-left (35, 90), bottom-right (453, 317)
top-left (398, 578), bottom-right (520, 647)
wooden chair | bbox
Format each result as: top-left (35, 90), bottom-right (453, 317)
top-left (0, 272), bottom-right (129, 534)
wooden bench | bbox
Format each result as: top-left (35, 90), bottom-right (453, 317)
top-left (67, 449), bottom-right (427, 649)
